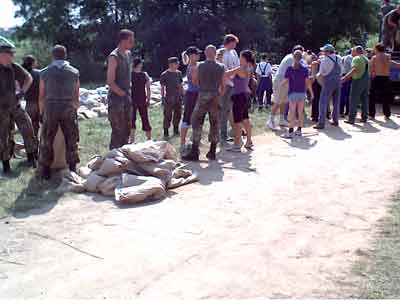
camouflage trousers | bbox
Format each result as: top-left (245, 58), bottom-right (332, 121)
top-left (39, 102), bottom-right (80, 168)
top-left (26, 101), bottom-right (40, 137)
top-left (108, 97), bottom-right (132, 150)
top-left (163, 96), bottom-right (182, 130)
top-left (0, 105), bottom-right (38, 161)
top-left (191, 93), bottom-right (220, 145)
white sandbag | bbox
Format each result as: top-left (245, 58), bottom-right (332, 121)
top-left (78, 166), bottom-right (93, 178)
top-left (139, 159), bottom-right (177, 180)
top-left (97, 158), bottom-right (128, 177)
top-left (92, 105), bottom-right (108, 117)
top-left (172, 168), bottom-right (193, 179)
top-left (51, 127), bottom-right (68, 170)
top-left (115, 174), bottom-right (166, 204)
top-left (57, 170), bottom-right (86, 193)
top-left (105, 149), bottom-right (126, 160)
top-left (168, 174), bottom-right (198, 189)
top-left (84, 172), bottom-right (107, 193)
top-left (98, 176), bottom-right (122, 196)
top-left (87, 155), bottom-right (104, 170)
top-left (121, 141), bottom-right (177, 163)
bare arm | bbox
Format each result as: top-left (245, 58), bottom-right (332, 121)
top-left (21, 68), bottom-right (33, 94)
top-left (146, 80), bottom-right (151, 105)
top-left (342, 67), bottom-right (356, 82)
top-left (225, 66), bottom-right (241, 78)
top-left (191, 65), bottom-right (199, 86)
top-left (160, 85), bottom-right (166, 98)
top-left (306, 78), bottom-right (314, 99)
top-left (38, 79), bottom-right (45, 114)
top-left (73, 79), bottom-right (80, 109)
top-left (370, 56), bottom-right (376, 76)
top-left (107, 56), bottom-right (126, 97)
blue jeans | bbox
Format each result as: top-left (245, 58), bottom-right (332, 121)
top-left (318, 82), bottom-right (341, 126)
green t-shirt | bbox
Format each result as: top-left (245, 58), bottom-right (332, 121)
top-left (160, 70), bottom-right (183, 98)
top-left (351, 56), bottom-right (368, 80)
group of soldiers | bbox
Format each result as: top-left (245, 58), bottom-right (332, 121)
top-left (0, 37), bottom-right (80, 179)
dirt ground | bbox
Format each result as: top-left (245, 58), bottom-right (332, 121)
top-left (1, 111), bottom-right (400, 300)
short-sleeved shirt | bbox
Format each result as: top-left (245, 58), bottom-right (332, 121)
top-left (0, 62), bottom-right (26, 109)
top-left (160, 70), bottom-right (183, 98)
top-left (342, 55), bottom-right (353, 75)
top-left (222, 49), bottom-right (240, 86)
top-left (256, 62), bottom-right (272, 77)
top-left (197, 60), bottom-right (225, 96)
top-left (351, 56), bottom-right (368, 80)
top-left (285, 65), bottom-right (309, 94)
top-left (276, 54), bottom-right (307, 79)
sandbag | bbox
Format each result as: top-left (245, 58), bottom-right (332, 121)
top-left (87, 156), bottom-right (104, 170)
top-left (78, 166), bottom-right (93, 178)
top-left (139, 159), bottom-right (177, 180)
top-left (98, 176), bottom-right (122, 196)
top-left (105, 149), bottom-right (126, 160)
top-left (84, 172), bottom-right (107, 193)
top-left (57, 170), bottom-right (86, 193)
top-left (115, 174), bottom-right (166, 204)
top-left (168, 174), bottom-right (198, 189)
top-left (121, 141), bottom-right (177, 163)
top-left (97, 158), bottom-right (128, 177)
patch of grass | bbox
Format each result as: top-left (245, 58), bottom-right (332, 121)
top-left (354, 192), bottom-right (400, 298)
top-left (0, 103), bottom-right (271, 218)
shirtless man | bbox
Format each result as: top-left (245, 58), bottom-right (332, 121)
top-left (383, 5), bottom-right (400, 50)
top-left (369, 43), bottom-right (400, 119)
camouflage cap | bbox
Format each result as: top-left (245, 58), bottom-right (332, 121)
top-left (0, 36), bottom-right (16, 53)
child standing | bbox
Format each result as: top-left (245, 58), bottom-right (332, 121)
top-left (180, 47), bottom-right (201, 151)
top-left (225, 50), bottom-right (255, 152)
top-left (282, 50), bottom-right (313, 138)
top-left (130, 58), bottom-right (152, 143)
top-left (160, 57), bottom-right (184, 139)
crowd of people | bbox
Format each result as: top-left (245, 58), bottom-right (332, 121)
top-left (0, 27), bottom-right (398, 179)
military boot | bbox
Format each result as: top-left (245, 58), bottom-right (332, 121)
top-left (41, 166), bottom-right (51, 180)
top-left (27, 153), bottom-right (37, 168)
top-left (206, 143), bottom-right (217, 161)
top-left (182, 143), bottom-right (199, 161)
top-left (163, 128), bottom-right (169, 140)
top-left (174, 126), bottom-right (180, 136)
top-left (69, 163), bottom-right (77, 173)
top-left (2, 160), bottom-right (11, 174)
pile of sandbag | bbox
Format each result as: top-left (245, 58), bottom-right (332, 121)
top-left (59, 141), bottom-right (198, 204)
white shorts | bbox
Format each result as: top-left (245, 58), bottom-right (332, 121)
top-left (272, 76), bottom-right (289, 104)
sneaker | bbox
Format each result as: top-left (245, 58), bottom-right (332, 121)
top-left (295, 129), bottom-right (302, 137)
top-left (266, 119), bottom-right (276, 130)
top-left (330, 121), bottom-right (339, 127)
top-left (279, 118), bottom-right (289, 127)
top-left (344, 120), bottom-right (355, 125)
top-left (244, 141), bottom-right (254, 149)
top-left (227, 144), bottom-right (242, 152)
top-left (282, 131), bottom-right (294, 139)
top-left (313, 124), bottom-right (325, 130)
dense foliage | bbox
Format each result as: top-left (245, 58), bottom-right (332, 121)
top-left (11, 0), bottom-right (380, 81)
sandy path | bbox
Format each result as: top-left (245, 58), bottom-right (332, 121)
top-left (1, 115), bottom-right (400, 300)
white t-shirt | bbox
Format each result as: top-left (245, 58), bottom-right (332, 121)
top-left (276, 54), bottom-right (307, 79)
top-left (318, 54), bottom-right (343, 77)
top-left (222, 49), bottom-right (240, 86)
top-left (256, 61), bottom-right (272, 77)
top-left (342, 54), bottom-right (353, 75)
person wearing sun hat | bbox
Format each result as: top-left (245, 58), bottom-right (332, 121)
top-left (0, 36), bottom-right (38, 174)
top-left (314, 43), bottom-right (342, 129)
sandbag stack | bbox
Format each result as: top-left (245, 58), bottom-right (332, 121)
top-left (60, 141), bottom-right (198, 204)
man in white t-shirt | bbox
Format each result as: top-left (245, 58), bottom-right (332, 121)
top-left (255, 53), bottom-right (273, 110)
top-left (267, 45), bottom-right (305, 130)
top-left (220, 34), bottom-right (240, 143)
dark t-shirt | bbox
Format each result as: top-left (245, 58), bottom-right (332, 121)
top-left (160, 70), bottom-right (182, 98)
top-left (0, 62), bottom-right (26, 109)
top-left (285, 65), bottom-right (309, 94)
top-left (197, 60), bottom-right (225, 96)
top-left (26, 69), bottom-right (40, 103)
top-left (131, 71), bottom-right (150, 104)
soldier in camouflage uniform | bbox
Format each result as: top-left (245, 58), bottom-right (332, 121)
top-left (107, 29), bottom-right (135, 150)
top-left (183, 45), bottom-right (225, 161)
top-left (0, 36), bottom-right (37, 174)
top-left (39, 45), bottom-right (80, 179)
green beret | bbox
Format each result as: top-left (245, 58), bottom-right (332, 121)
top-left (0, 36), bottom-right (16, 53)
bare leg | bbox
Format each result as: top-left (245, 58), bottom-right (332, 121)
top-left (129, 129), bottom-right (136, 144)
top-left (289, 102), bottom-right (296, 129)
top-left (297, 101), bottom-right (305, 128)
top-left (180, 127), bottom-right (189, 146)
top-left (243, 119), bottom-right (252, 146)
top-left (233, 122), bottom-right (242, 146)
top-left (145, 130), bottom-right (152, 140)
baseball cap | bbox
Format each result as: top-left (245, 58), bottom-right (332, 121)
top-left (185, 46), bottom-right (202, 55)
top-left (320, 44), bottom-right (335, 52)
top-left (0, 36), bottom-right (16, 54)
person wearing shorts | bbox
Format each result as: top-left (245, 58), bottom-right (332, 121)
top-left (281, 50), bottom-right (313, 138)
top-left (225, 50), bottom-right (255, 152)
top-left (180, 46), bottom-right (201, 152)
top-left (267, 45), bottom-right (305, 130)
top-left (130, 57), bottom-right (152, 143)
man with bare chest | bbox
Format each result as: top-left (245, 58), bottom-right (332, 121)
top-left (369, 43), bottom-right (400, 119)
